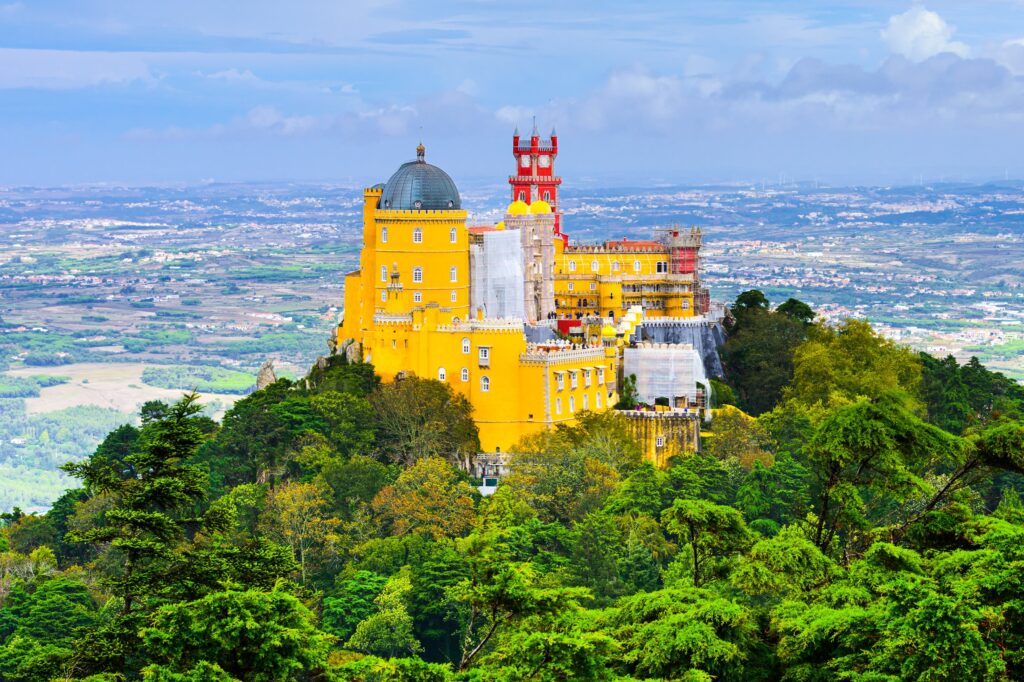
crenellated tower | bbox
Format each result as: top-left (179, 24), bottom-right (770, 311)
top-left (510, 120), bottom-right (564, 244)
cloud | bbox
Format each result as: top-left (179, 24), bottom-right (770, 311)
top-left (0, 48), bottom-right (154, 89)
top-left (881, 6), bottom-right (969, 62)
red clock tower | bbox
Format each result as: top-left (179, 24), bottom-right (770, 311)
top-left (510, 120), bottom-right (566, 244)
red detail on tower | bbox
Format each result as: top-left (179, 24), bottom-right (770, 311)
top-left (510, 124), bottom-right (567, 246)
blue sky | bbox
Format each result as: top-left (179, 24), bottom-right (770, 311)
top-left (3, 1), bottom-right (1024, 186)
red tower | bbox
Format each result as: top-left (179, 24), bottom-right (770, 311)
top-left (510, 120), bottom-right (565, 244)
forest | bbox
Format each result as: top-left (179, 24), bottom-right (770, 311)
top-left (1, 290), bottom-right (1023, 681)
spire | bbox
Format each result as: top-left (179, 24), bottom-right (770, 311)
top-left (531, 116), bottom-right (538, 137)
top-left (513, 125), bottom-right (519, 137)
top-left (415, 142), bottom-right (425, 162)
top-left (550, 126), bottom-right (557, 137)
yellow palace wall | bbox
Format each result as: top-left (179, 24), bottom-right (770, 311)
top-left (552, 241), bottom-right (697, 319)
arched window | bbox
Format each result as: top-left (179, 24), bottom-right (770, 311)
top-left (450, 266), bottom-right (457, 283)
top-left (518, 190), bottom-right (525, 201)
top-left (591, 260), bottom-right (599, 272)
top-left (633, 260), bottom-right (641, 272)
top-left (555, 397), bottom-right (562, 414)
top-left (569, 396), bottom-right (576, 413)
top-left (569, 261), bottom-right (577, 272)
top-left (612, 261), bottom-right (620, 272)
top-left (461, 367), bottom-right (469, 382)
top-left (567, 282), bottom-right (574, 292)
top-left (481, 376), bottom-right (490, 392)
top-left (450, 290), bottom-right (457, 302)
top-left (583, 394), bottom-right (589, 410)
top-left (413, 291), bottom-right (422, 302)
top-left (380, 265), bottom-right (387, 282)
top-left (413, 228), bottom-right (423, 243)
top-left (449, 228), bottom-right (457, 243)
top-left (413, 267), bottom-right (423, 283)
top-left (543, 191), bottom-right (551, 200)
top-left (381, 227), bottom-right (388, 243)
top-left (462, 338), bottom-right (471, 354)
top-left (380, 290), bottom-right (386, 302)
top-left (438, 367), bottom-right (446, 382)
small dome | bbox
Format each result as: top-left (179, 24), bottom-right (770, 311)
top-left (379, 145), bottom-right (461, 211)
top-left (495, 220), bottom-right (506, 230)
top-left (507, 200), bottom-right (529, 215)
top-left (601, 324), bottom-right (617, 338)
top-left (530, 200), bottom-right (552, 214)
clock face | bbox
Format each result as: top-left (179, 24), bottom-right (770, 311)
top-left (538, 155), bottom-right (550, 168)
top-left (520, 155), bottom-right (531, 168)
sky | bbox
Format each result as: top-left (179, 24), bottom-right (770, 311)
top-left (3, 1), bottom-right (1024, 186)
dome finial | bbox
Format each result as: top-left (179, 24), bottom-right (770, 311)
top-left (532, 115), bottom-right (538, 137)
top-left (416, 141), bottom-right (425, 162)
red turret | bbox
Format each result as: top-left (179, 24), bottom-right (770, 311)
top-left (510, 120), bottom-right (565, 244)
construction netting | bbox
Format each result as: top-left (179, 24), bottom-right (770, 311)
top-left (470, 229), bottom-right (525, 320)
top-left (623, 343), bottom-right (708, 405)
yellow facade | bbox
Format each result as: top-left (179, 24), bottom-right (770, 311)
top-left (339, 158), bottom-right (619, 453)
top-left (553, 240), bottom-right (699, 320)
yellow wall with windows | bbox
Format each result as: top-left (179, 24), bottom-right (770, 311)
top-left (551, 241), bottom-right (697, 319)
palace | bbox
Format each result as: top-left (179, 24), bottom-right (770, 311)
top-left (337, 129), bottom-right (717, 457)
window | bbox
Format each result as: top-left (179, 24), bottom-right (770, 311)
top-left (590, 282), bottom-right (597, 291)
top-left (556, 373), bottom-right (565, 391)
top-left (568, 261), bottom-right (577, 272)
top-left (656, 436), bottom-right (666, 448)
top-left (597, 367), bottom-right (605, 384)
top-left (413, 291), bottom-right (422, 303)
top-left (570, 371), bottom-right (578, 389)
top-left (543, 191), bottom-right (551, 200)
top-left (591, 260), bottom-right (599, 272)
top-left (462, 338), bottom-right (470, 354)
top-left (612, 261), bottom-right (620, 272)
top-left (450, 227), bottom-right (457, 243)
top-left (596, 392), bottom-right (602, 408)
top-left (461, 368), bottom-right (469, 382)
top-left (381, 227), bottom-right (388, 243)
top-left (450, 266), bottom-right (457, 283)
top-left (555, 397), bottom-right (562, 414)
top-left (381, 266), bottom-right (387, 282)
top-left (683, 299), bottom-right (690, 310)
top-left (584, 369), bottom-right (591, 387)
top-left (480, 376), bottom-right (490, 392)
top-left (569, 396), bottom-right (576, 413)
top-left (478, 347), bottom-right (490, 366)
top-left (583, 394), bottom-right (589, 410)
top-left (438, 367), bottom-right (446, 382)
top-left (567, 282), bottom-right (574, 292)
top-left (381, 291), bottom-right (387, 302)
top-left (450, 290), bottom-right (457, 302)
top-left (633, 260), bottom-right (641, 272)
top-left (413, 267), bottom-right (423, 283)
top-left (518, 190), bottom-right (526, 201)
top-left (656, 261), bottom-right (668, 273)
top-left (413, 228), bottom-right (423, 243)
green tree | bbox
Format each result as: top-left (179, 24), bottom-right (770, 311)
top-left (141, 588), bottom-right (332, 682)
top-left (347, 569), bottom-right (423, 658)
top-left (661, 499), bottom-right (753, 586)
top-left (63, 393), bottom-right (217, 616)
top-left (370, 376), bottom-right (479, 467)
top-left (322, 570), bottom-right (388, 641)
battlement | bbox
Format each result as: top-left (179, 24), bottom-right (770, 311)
top-left (374, 209), bottom-right (468, 221)
top-left (520, 345), bottom-right (606, 365)
top-left (436, 318), bottom-right (526, 334)
top-left (565, 244), bottom-right (669, 254)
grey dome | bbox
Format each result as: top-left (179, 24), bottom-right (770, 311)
top-left (379, 145), bottom-right (461, 211)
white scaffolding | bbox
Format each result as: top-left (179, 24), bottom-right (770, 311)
top-left (623, 343), bottom-right (708, 405)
